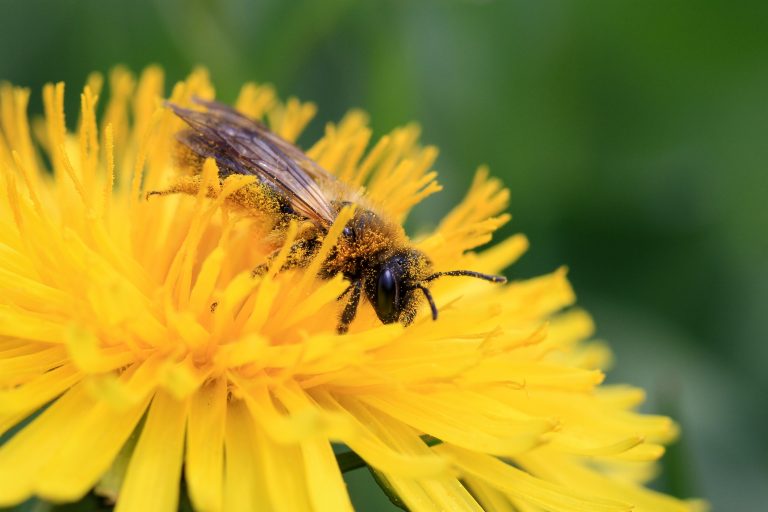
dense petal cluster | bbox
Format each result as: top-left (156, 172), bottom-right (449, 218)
top-left (0, 68), bottom-right (704, 511)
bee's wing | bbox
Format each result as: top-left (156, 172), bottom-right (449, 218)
top-left (192, 98), bottom-right (340, 186)
top-left (168, 100), bottom-right (336, 227)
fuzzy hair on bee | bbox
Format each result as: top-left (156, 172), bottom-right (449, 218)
top-left (157, 98), bottom-right (506, 334)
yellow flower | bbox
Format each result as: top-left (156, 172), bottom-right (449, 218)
top-left (0, 67), bottom-right (704, 512)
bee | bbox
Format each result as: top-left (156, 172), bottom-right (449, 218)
top-left (164, 99), bottom-right (506, 333)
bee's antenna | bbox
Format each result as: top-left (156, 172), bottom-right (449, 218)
top-left (423, 270), bottom-right (507, 284)
top-left (415, 285), bottom-right (439, 320)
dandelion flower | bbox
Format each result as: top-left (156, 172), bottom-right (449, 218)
top-left (0, 67), bottom-right (705, 512)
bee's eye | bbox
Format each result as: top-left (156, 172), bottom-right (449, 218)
top-left (376, 268), bottom-right (399, 322)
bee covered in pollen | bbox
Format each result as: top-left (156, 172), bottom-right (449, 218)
top-left (159, 99), bottom-right (506, 333)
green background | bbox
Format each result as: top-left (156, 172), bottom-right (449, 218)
top-left (2, 0), bottom-right (766, 510)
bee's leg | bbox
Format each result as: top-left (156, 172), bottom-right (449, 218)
top-left (145, 175), bottom-right (206, 199)
top-left (250, 262), bottom-right (269, 278)
top-left (337, 279), bottom-right (363, 334)
top-left (251, 238), bottom-right (321, 278)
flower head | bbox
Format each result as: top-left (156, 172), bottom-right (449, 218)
top-left (0, 67), bottom-right (704, 511)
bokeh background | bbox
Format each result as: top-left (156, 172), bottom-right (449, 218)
top-left (2, 0), bottom-right (766, 510)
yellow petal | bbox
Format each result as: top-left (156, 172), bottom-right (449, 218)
top-left (222, 399), bottom-right (271, 511)
top-left (0, 306), bottom-right (66, 344)
top-left (355, 410), bottom-right (483, 512)
top-left (462, 476), bottom-right (517, 512)
top-left (0, 382), bottom-right (93, 505)
top-left (312, 390), bottom-right (450, 478)
top-left (440, 444), bottom-right (631, 512)
top-left (518, 449), bottom-right (707, 512)
top-left (235, 379), bottom-right (339, 444)
top-left (300, 437), bottom-right (354, 512)
top-left (0, 364), bottom-right (81, 414)
top-left (359, 391), bottom-right (549, 456)
top-left (253, 426), bottom-right (313, 512)
top-left (185, 378), bottom-right (226, 512)
top-left (115, 391), bottom-right (186, 512)
top-left (35, 392), bottom-right (150, 501)
top-left (0, 344), bottom-right (68, 385)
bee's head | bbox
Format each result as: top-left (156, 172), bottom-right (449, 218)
top-left (363, 250), bottom-right (429, 325)
top-left (365, 249), bottom-right (506, 326)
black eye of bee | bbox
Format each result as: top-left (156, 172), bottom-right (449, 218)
top-left (376, 267), bottom-right (399, 323)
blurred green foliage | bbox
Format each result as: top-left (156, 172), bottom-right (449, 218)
top-left (2, 0), bottom-right (766, 510)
